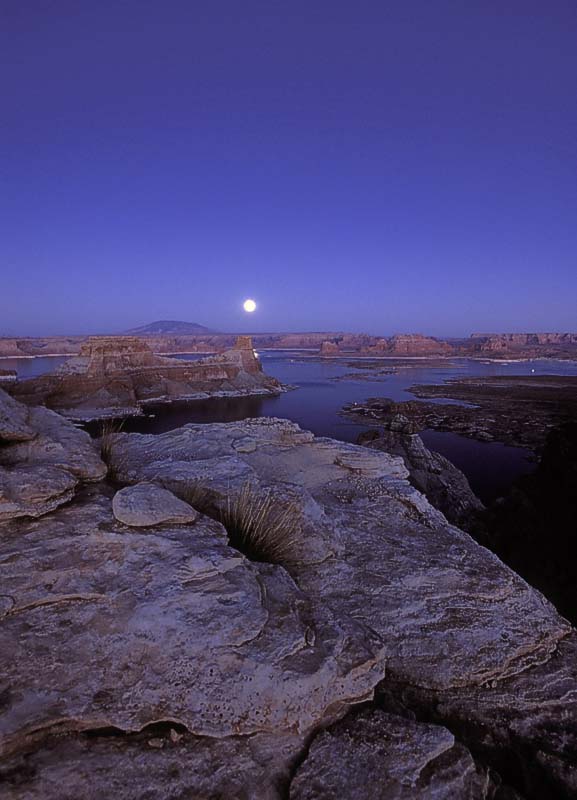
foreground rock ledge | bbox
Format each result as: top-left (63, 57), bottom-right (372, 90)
top-left (1, 414), bottom-right (576, 798)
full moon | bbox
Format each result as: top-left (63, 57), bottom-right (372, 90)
top-left (243, 298), bottom-right (257, 313)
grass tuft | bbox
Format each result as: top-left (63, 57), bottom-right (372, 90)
top-left (222, 483), bottom-right (300, 567)
top-left (99, 419), bottom-right (126, 482)
top-left (177, 481), bottom-right (300, 568)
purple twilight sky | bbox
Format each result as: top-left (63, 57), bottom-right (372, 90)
top-left (1, 1), bottom-right (576, 337)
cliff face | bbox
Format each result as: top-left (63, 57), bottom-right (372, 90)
top-left (9, 336), bottom-right (279, 420)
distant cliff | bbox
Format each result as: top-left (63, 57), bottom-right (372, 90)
top-left (2, 331), bottom-right (577, 360)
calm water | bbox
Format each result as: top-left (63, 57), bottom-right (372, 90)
top-left (4, 352), bottom-right (577, 503)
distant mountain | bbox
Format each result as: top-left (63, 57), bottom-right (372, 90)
top-left (126, 320), bottom-right (216, 336)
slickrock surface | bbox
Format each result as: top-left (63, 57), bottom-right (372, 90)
top-left (290, 709), bottom-right (502, 799)
top-left (0, 487), bottom-right (384, 796)
top-left (1, 406), bottom-right (576, 797)
top-left (9, 335), bottom-right (282, 421)
top-left (98, 418), bottom-right (577, 796)
top-left (112, 482), bottom-right (199, 526)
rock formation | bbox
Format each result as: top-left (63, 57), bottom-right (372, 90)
top-left (0, 388), bottom-right (106, 522)
top-left (1, 391), bottom-right (577, 797)
top-left (357, 414), bottom-right (484, 530)
top-left (8, 335), bottom-right (282, 421)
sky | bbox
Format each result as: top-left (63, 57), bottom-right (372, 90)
top-left (1, 0), bottom-right (576, 337)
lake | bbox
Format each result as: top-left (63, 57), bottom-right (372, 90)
top-left (3, 351), bottom-right (577, 503)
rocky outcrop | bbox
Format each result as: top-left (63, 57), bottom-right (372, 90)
top-left (9, 335), bottom-right (282, 421)
top-left (0, 388), bottom-right (106, 521)
top-left (3, 330), bottom-right (577, 360)
top-left (2, 404), bottom-right (577, 797)
top-left (357, 415), bottom-right (484, 529)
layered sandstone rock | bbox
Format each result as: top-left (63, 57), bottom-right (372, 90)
top-left (470, 332), bottom-right (577, 357)
top-left (2, 404), bottom-right (577, 797)
top-left (9, 335), bottom-right (281, 421)
top-left (95, 418), bottom-right (577, 796)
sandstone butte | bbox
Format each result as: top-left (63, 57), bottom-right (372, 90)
top-left (1, 385), bottom-right (576, 799)
top-left (7, 335), bottom-right (282, 421)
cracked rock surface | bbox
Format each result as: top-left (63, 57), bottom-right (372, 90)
top-left (1, 408), bottom-right (576, 798)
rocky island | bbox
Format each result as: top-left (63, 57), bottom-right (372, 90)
top-left (344, 375), bottom-right (577, 452)
top-left (1, 384), bottom-right (577, 798)
top-left (8, 335), bottom-right (282, 421)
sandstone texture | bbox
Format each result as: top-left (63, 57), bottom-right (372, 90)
top-left (112, 482), bottom-right (199, 526)
top-left (0, 388), bottom-right (106, 522)
top-left (9, 335), bottom-right (282, 421)
top-left (291, 709), bottom-right (503, 799)
top-left (1, 403), bottom-right (576, 797)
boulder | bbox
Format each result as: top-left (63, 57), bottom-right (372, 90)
top-left (112, 482), bottom-right (198, 527)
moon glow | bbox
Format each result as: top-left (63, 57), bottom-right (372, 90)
top-left (243, 298), bottom-right (257, 313)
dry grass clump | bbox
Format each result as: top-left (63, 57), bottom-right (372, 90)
top-left (178, 481), bottom-right (300, 568)
top-left (98, 419), bottom-right (126, 482)
top-left (221, 483), bottom-right (300, 567)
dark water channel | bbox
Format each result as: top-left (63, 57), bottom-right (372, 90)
top-left (4, 351), bottom-right (577, 503)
